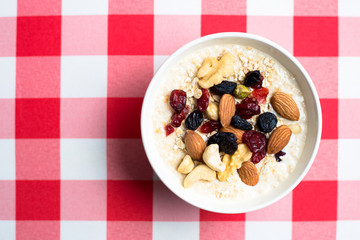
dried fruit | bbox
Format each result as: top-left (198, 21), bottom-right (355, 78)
top-left (236, 97), bottom-right (260, 120)
top-left (238, 161), bottom-right (259, 186)
top-left (275, 151), bottom-right (286, 162)
top-left (220, 126), bottom-right (244, 144)
top-left (251, 149), bottom-right (266, 164)
top-left (184, 130), bottom-right (206, 160)
top-left (219, 94), bottom-right (236, 127)
top-left (234, 85), bottom-right (250, 99)
top-left (197, 88), bottom-right (210, 113)
top-left (170, 90), bottom-right (187, 113)
top-left (199, 121), bottom-right (221, 134)
top-left (207, 132), bottom-right (238, 155)
top-left (185, 110), bottom-right (204, 130)
top-left (244, 70), bottom-right (263, 88)
top-left (210, 81), bottom-right (237, 95)
top-left (267, 125), bottom-right (292, 154)
top-left (257, 112), bottom-right (278, 133)
top-left (231, 115), bottom-right (252, 130)
top-left (252, 87), bottom-right (269, 104)
top-left (271, 92), bottom-right (300, 121)
top-left (165, 124), bottom-right (174, 136)
top-left (171, 105), bottom-right (189, 127)
top-left (242, 130), bottom-right (267, 153)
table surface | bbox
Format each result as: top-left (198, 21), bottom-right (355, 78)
top-left (1, 0), bottom-right (360, 239)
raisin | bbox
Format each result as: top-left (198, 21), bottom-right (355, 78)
top-left (207, 132), bottom-right (238, 154)
top-left (171, 105), bottom-right (189, 127)
top-left (165, 124), bottom-right (174, 136)
top-left (251, 87), bottom-right (269, 104)
top-left (275, 151), bottom-right (286, 162)
top-left (242, 130), bottom-right (267, 153)
top-left (199, 120), bottom-right (221, 134)
top-left (244, 70), bottom-right (263, 88)
top-left (210, 81), bottom-right (237, 95)
top-left (251, 149), bottom-right (266, 164)
top-left (197, 88), bottom-right (210, 113)
top-left (170, 89), bottom-right (187, 113)
top-left (235, 97), bottom-right (260, 119)
top-left (185, 110), bottom-right (204, 130)
top-left (231, 115), bottom-right (252, 130)
top-left (257, 112), bottom-right (278, 133)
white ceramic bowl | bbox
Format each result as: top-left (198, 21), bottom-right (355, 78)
top-left (141, 32), bottom-right (322, 213)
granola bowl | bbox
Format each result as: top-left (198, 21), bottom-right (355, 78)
top-left (141, 32), bottom-right (322, 213)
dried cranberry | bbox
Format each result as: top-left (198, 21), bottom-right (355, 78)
top-left (252, 74), bottom-right (264, 89)
top-left (244, 70), bottom-right (263, 88)
top-left (185, 110), bottom-right (203, 130)
top-left (251, 149), bottom-right (266, 164)
top-left (165, 124), bottom-right (174, 136)
top-left (171, 105), bottom-right (189, 127)
top-left (199, 121), bottom-right (221, 133)
top-left (170, 89), bottom-right (187, 113)
top-left (242, 130), bottom-right (267, 153)
top-left (197, 88), bottom-right (210, 113)
top-left (252, 87), bottom-right (269, 104)
top-left (275, 151), bottom-right (286, 162)
top-left (236, 97), bottom-right (260, 119)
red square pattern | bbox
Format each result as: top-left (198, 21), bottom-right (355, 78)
top-left (107, 180), bottom-right (153, 221)
top-left (17, 0), bottom-right (61, 16)
top-left (107, 98), bottom-right (142, 138)
top-left (294, 17), bottom-right (338, 56)
top-left (0, 181), bottom-right (15, 220)
top-left (200, 221), bottom-right (245, 240)
top-left (292, 221), bottom-right (336, 240)
top-left (16, 221), bottom-right (60, 240)
top-left (0, 99), bottom-right (15, 138)
top-left (201, 15), bottom-right (246, 36)
top-left (16, 139), bottom-right (60, 180)
top-left (320, 98), bottom-right (338, 139)
top-left (108, 15), bottom-right (153, 55)
top-left (17, 16), bottom-right (61, 56)
top-left (107, 221), bottom-right (152, 240)
top-left (200, 209), bottom-right (245, 221)
top-left (292, 181), bottom-right (337, 221)
top-left (16, 180), bottom-right (60, 220)
top-left (16, 98), bottom-right (60, 138)
top-left (16, 56), bottom-right (60, 98)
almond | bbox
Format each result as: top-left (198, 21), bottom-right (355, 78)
top-left (220, 126), bottom-right (244, 144)
top-left (238, 161), bottom-right (259, 186)
top-left (267, 125), bottom-right (292, 154)
top-left (184, 130), bottom-right (206, 160)
top-left (271, 92), bottom-right (300, 121)
top-left (219, 94), bottom-right (236, 127)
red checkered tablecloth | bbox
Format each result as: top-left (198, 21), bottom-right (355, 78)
top-left (0, 0), bottom-right (360, 239)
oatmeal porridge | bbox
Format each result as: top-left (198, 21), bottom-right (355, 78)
top-left (152, 44), bottom-right (307, 200)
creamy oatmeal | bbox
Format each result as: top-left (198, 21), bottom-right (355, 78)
top-left (152, 44), bottom-right (307, 200)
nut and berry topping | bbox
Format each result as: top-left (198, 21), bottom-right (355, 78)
top-left (257, 112), bottom-right (278, 133)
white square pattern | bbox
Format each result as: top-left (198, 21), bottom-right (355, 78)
top-left (339, 0), bottom-right (360, 16)
top-left (153, 55), bottom-right (169, 74)
top-left (0, 57), bottom-right (16, 98)
top-left (154, 0), bottom-right (201, 15)
top-left (247, 0), bottom-right (293, 16)
top-left (245, 221), bottom-right (292, 240)
top-left (337, 220), bottom-right (360, 240)
top-left (338, 139), bottom-right (360, 180)
top-left (61, 139), bottom-right (107, 180)
top-left (61, 221), bottom-right (106, 240)
top-left (61, 56), bottom-right (107, 98)
top-left (62, 0), bottom-right (108, 15)
top-left (339, 57), bottom-right (360, 98)
top-left (153, 222), bottom-right (199, 240)
top-left (0, 0), bottom-right (16, 17)
top-left (0, 139), bottom-right (15, 180)
top-left (0, 221), bottom-right (15, 240)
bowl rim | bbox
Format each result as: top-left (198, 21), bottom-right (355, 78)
top-left (141, 32), bottom-right (322, 214)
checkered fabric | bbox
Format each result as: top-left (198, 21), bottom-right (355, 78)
top-left (0, 0), bottom-right (359, 239)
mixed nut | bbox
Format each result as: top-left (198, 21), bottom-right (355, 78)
top-left (164, 52), bottom-right (301, 188)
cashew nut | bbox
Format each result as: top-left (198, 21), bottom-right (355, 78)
top-left (197, 53), bottom-right (236, 89)
top-left (177, 155), bottom-right (194, 174)
top-left (202, 144), bottom-right (226, 172)
top-left (183, 164), bottom-right (216, 188)
top-left (205, 102), bottom-right (219, 121)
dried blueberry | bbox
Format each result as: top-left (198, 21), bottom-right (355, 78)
top-left (244, 70), bottom-right (262, 88)
top-left (257, 112), bottom-right (278, 133)
top-left (185, 110), bottom-right (203, 130)
top-left (207, 132), bottom-right (238, 154)
top-left (275, 151), bottom-right (286, 162)
top-left (231, 115), bottom-right (252, 130)
top-left (210, 81), bottom-right (237, 95)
